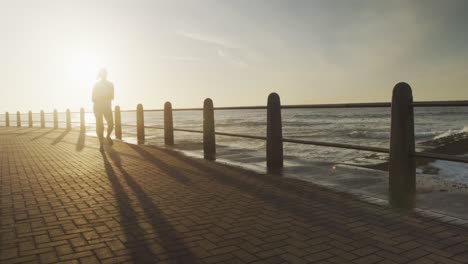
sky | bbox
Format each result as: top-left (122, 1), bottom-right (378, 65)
top-left (0, 0), bottom-right (467, 112)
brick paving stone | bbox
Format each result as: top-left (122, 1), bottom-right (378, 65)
top-left (39, 251), bottom-right (59, 264)
top-left (1, 128), bottom-right (468, 263)
top-left (352, 254), bottom-right (383, 264)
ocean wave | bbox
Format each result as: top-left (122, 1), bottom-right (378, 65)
top-left (433, 126), bottom-right (468, 140)
top-left (348, 131), bottom-right (389, 139)
top-left (216, 121), bottom-right (266, 127)
top-left (347, 130), bottom-right (447, 140)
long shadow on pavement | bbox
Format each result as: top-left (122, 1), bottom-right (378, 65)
top-left (100, 152), bottom-right (158, 263)
top-left (17, 128), bottom-right (42, 135)
top-left (52, 129), bottom-right (70, 145)
top-left (127, 144), bottom-right (192, 184)
top-left (0, 128), bottom-right (41, 136)
top-left (76, 130), bottom-right (86, 151)
top-left (30, 128), bottom-right (55, 141)
top-left (142, 146), bottom-right (444, 241)
top-left (105, 148), bottom-right (197, 263)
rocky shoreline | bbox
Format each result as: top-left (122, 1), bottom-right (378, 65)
top-left (359, 132), bottom-right (468, 172)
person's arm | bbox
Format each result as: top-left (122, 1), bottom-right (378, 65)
top-left (110, 83), bottom-right (114, 101)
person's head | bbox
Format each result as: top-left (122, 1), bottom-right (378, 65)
top-left (97, 68), bottom-right (108, 80)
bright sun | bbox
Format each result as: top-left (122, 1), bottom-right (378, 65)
top-left (67, 50), bottom-right (105, 86)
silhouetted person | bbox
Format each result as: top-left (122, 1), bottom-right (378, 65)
top-left (92, 68), bottom-right (114, 151)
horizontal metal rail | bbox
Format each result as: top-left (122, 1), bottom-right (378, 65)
top-left (2, 99), bottom-right (468, 116)
top-left (173, 128), bottom-right (204, 134)
top-left (166, 128), bottom-right (468, 164)
top-left (413, 100), bottom-right (468, 107)
top-left (144, 125), bottom-right (164, 129)
top-left (282, 138), bottom-right (390, 153)
top-left (412, 152), bottom-right (468, 163)
top-left (215, 131), bottom-right (267, 140)
top-left (122, 100), bottom-right (468, 112)
top-left (120, 109), bottom-right (143, 113)
top-left (282, 102), bottom-right (391, 109)
top-left (170, 127), bottom-right (389, 152)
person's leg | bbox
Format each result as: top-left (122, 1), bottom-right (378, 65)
top-left (94, 107), bottom-right (105, 150)
top-left (103, 108), bottom-right (114, 144)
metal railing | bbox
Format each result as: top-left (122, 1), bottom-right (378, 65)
top-left (1, 82), bottom-right (467, 207)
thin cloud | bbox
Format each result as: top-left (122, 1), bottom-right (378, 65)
top-left (158, 55), bottom-right (205, 62)
top-left (176, 31), bottom-right (237, 49)
top-left (217, 49), bottom-right (249, 68)
top-left (177, 30), bottom-right (253, 68)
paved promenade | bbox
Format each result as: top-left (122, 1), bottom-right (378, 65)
top-left (1, 128), bottom-right (468, 264)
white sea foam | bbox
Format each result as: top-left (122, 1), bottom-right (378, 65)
top-left (433, 126), bottom-right (468, 140)
top-left (347, 130), bottom-right (449, 140)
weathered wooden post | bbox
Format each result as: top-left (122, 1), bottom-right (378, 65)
top-left (267, 93), bottom-right (283, 172)
top-left (66, 109), bottom-right (71, 130)
top-left (114, 106), bottom-right (122, 140)
top-left (80, 108), bottom-right (85, 132)
top-left (137, 104), bottom-right (145, 144)
top-left (40, 110), bottom-right (45, 128)
top-left (203, 98), bottom-right (216, 160)
top-left (17, 111), bottom-right (21, 127)
top-left (5, 112), bottom-right (10, 127)
top-left (53, 109), bottom-right (58, 129)
top-left (164, 102), bottom-right (174, 145)
top-left (389, 82), bottom-right (415, 208)
top-left (28, 111), bottom-right (33, 128)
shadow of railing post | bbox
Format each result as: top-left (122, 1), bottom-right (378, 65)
top-left (80, 108), bottom-right (85, 132)
top-left (137, 104), bottom-right (145, 144)
top-left (76, 107), bottom-right (86, 151)
top-left (267, 92), bottom-right (283, 173)
top-left (389, 82), bottom-right (415, 208)
top-left (40, 110), bottom-right (45, 128)
top-left (115, 105), bottom-right (122, 140)
top-left (53, 109), bottom-right (58, 129)
top-left (66, 109), bottom-right (71, 130)
top-left (16, 111), bottom-right (21, 127)
top-left (28, 111), bottom-right (33, 128)
top-left (203, 98), bottom-right (215, 160)
top-left (5, 112), bottom-right (9, 127)
top-left (164, 102), bottom-right (174, 145)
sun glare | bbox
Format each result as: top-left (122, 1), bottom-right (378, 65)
top-left (66, 51), bottom-right (105, 86)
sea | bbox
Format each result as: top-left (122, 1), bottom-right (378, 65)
top-left (3, 107), bottom-right (468, 183)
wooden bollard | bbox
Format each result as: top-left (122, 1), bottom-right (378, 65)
top-left (114, 106), bottom-right (122, 140)
top-left (66, 109), bottom-right (71, 130)
top-left (28, 111), bottom-right (33, 128)
top-left (137, 104), bottom-right (145, 144)
top-left (389, 82), bottom-right (415, 208)
top-left (164, 102), bottom-right (174, 145)
top-left (80, 108), bottom-right (85, 132)
top-left (267, 93), bottom-right (283, 172)
top-left (53, 109), bottom-right (58, 129)
top-left (203, 98), bottom-right (216, 160)
top-left (17, 111), bottom-right (21, 127)
top-left (40, 110), bottom-right (45, 128)
top-left (5, 112), bottom-right (9, 127)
